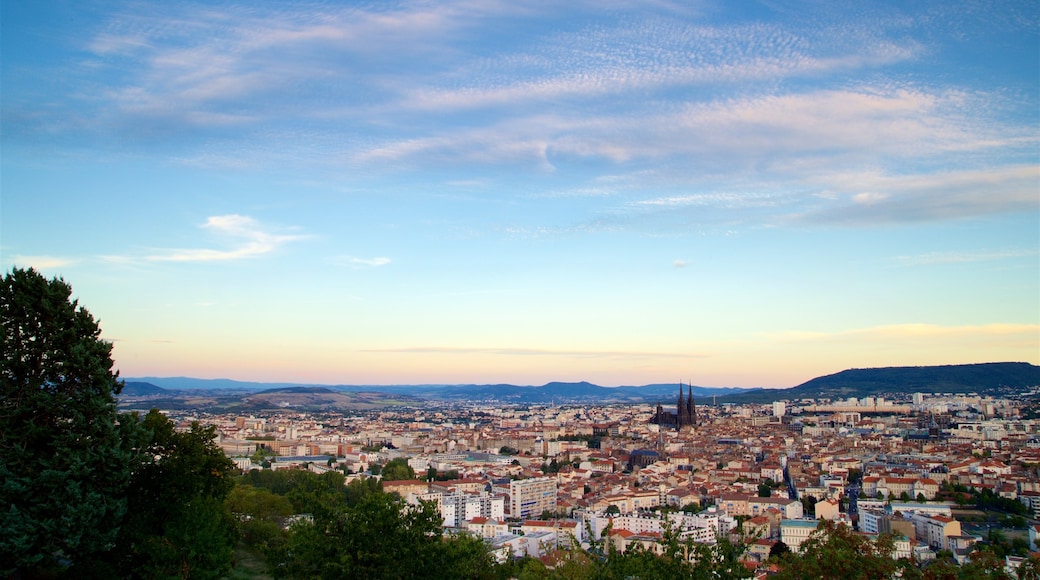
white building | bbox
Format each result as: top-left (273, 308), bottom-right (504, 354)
top-left (509, 477), bottom-right (558, 520)
top-left (441, 491), bottom-right (505, 527)
top-left (780, 520), bottom-right (820, 553)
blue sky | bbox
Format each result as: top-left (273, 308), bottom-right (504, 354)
top-left (2, 0), bottom-right (1037, 388)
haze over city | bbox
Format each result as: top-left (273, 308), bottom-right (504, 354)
top-left (2, 1), bottom-right (1037, 388)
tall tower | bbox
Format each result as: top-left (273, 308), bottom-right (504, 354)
top-left (690, 389), bottom-right (697, 427)
top-left (677, 382), bottom-right (685, 431)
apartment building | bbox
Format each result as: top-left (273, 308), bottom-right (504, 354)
top-left (509, 476), bottom-right (558, 520)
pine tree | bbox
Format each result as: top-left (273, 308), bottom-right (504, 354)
top-left (0, 268), bottom-right (134, 576)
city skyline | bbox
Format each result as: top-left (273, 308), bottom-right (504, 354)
top-left (2, 1), bottom-right (1037, 388)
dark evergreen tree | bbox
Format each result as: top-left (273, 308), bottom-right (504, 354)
top-left (0, 268), bottom-right (135, 576)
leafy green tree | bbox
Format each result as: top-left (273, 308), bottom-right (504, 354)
top-left (769, 540), bottom-right (790, 559)
top-left (1016, 556), bottom-right (1040, 580)
top-left (382, 457), bottom-right (416, 481)
top-left (344, 475), bottom-right (383, 506)
top-left (275, 490), bottom-right (493, 579)
top-left (513, 556), bottom-right (552, 579)
top-left (227, 484), bottom-right (293, 552)
top-left (116, 410), bottom-right (238, 578)
top-left (922, 553), bottom-right (960, 580)
top-left (680, 502), bottom-right (700, 513)
top-left (0, 268), bottom-right (137, 576)
top-left (758, 483), bottom-right (772, 497)
top-left (689, 535), bottom-right (754, 580)
top-left (959, 548), bottom-right (1012, 580)
top-left (772, 520), bottom-right (897, 580)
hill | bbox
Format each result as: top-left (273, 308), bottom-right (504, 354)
top-left (124, 363), bottom-right (1039, 407)
top-left (716, 362), bottom-right (1040, 404)
top-left (428, 381), bottom-right (750, 403)
top-left (789, 362), bottom-right (1040, 399)
top-left (125, 377), bottom-right (752, 404)
top-left (120, 381), bottom-right (168, 396)
top-left (255, 386), bottom-right (336, 395)
top-left (242, 389), bottom-right (422, 412)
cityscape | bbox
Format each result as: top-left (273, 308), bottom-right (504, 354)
top-left (2, 0), bottom-right (1038, 577)
top-left (120, 370), bottom-right (1040, 576)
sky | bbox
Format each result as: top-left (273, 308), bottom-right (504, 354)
top-left (2, 0), bottom-right (1037, 388)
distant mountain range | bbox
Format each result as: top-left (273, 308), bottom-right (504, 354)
top-left (123, 362), bottom-right (1040, 408)
top-left (121, 377), bottom-right (751, 403)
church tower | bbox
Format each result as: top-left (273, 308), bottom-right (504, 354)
top-left (690, 390), bottom-right (697, 427)
top-left (677, 383), bottom-right (685, 430)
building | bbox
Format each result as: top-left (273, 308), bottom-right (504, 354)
top-left (651, 382), bottom-right (698, 431)
top-left (382, 479), bottom-right (429, 498)
top-left (814, 498), bottom-right (841, 521)
top-left (509, 476), bottom-right (558, 520)
top-left (780, 520), bottom-right (820, 553)
top-left (441, 491), bottom-right (505, 527)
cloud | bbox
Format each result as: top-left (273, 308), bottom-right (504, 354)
top-left (894, 248), bottom-right (1039, 267)
top-left (7, 255), bottom-right (77, 270)
top-left (790, 165), bottom-right (1038, 225)
top-left (772, 323), bottom-right (1040, 343)
top-left (673, 259), bottom-right (688, 268)
top-left (334, 256), bottom-right (392, 268)
top-left (146, 214), bottom-right (306, 262)
top-left (363, 346), bottom-right (703, 360)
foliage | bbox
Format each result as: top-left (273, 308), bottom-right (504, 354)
top-left (226, 484), bottom-right (293, 552)
top-left (772, 520), bottom-right (897, 580)
top-left (0, 268), bottom-right (136, 576)
top-left (381, 457), bottom-right (416, 481)
top-left (769, 541), bottom-right (790, 559)
top-left (272, 490), bottom-right (495, 579)
top-left (114, 409), bottom-right (239, 578)
top-left (1016, 556), bottom-right (1040, 580)
top-left (1, 269), bottom-right (241, 578)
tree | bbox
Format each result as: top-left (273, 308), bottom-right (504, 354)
top-left (226, 484), bottom-right (293, 552)
top-left (758, 483), bottom-right (772, 498)
top-left (772, 520), bottom-right (897, 580)
top-left (680, 502), bottom-right (700, 513)
top-left (381, 457), bottom-right (416, 481)
top-left (274, 490), bottom-right (492, 579)
top-left (1, 268), bottom-right (136, 576)
top-left (1016, 556), bottom-right (1040, 580)
top-left (959, 549), bottom-right (1012, 579)
top-left (769, 541), bottom-right (790, 559)
top-left (116, 410), bottom-right (238, 578)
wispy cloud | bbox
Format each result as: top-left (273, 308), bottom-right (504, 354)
top-left (772, 323), bottom-right (1040, 343)
top-left (790, 165), bottom-right (1038, 225)
top-left (333, 256), bottom-right (392, 268)
top-left (894, 248), bottom-right (1039, 267)
top-left (7, 255), bottom-right (77, 270)
top-left (363, 346), bottom-right (703, 359)
top-left (146, 214), bottom-right (307, 262)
